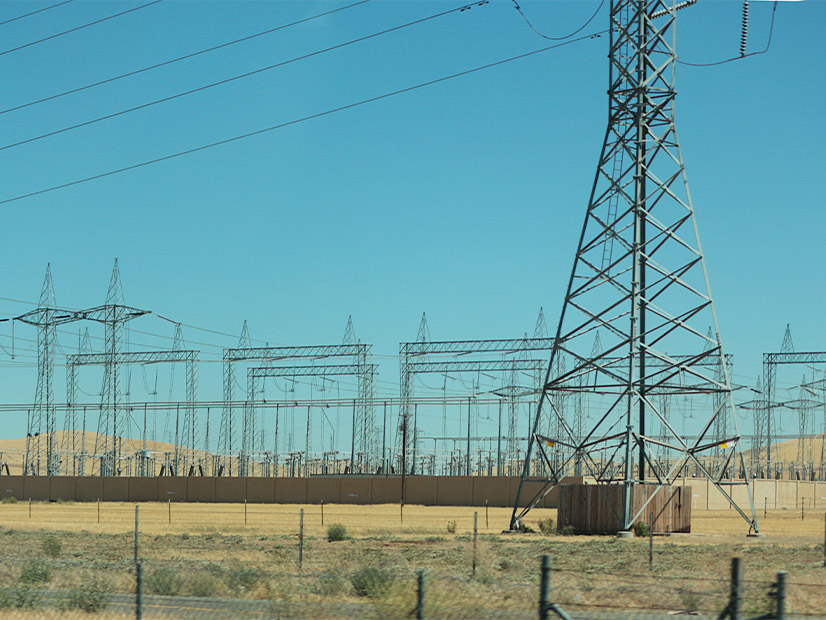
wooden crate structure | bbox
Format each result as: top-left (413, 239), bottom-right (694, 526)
top-left (557, 483), bottom-right (691, 534)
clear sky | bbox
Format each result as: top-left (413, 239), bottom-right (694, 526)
top-left (0, 0), bottom-right (823, 446)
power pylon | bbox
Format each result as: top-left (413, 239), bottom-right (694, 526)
top-left (89, 260), bottom-right (149, 475)
top-left (218, 321), bottom-right (250, 474)
top-left (18, 265), bottom-right (85, 475)
top-left (511, 0), bottom-right (759, 533)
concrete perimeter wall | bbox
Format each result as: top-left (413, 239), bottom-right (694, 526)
top-left (0, 475), bottom-right (582, 507)
top-left (684, 477), bottom-right (826, 511)
top-left (3, 475), bottom-right (821, 510)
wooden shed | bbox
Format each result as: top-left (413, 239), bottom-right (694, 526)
top-left (557, 482), bottom-right (691, 534)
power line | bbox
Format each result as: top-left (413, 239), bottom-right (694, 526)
top-left (0, 0), bottom-right (372, 117)
top-left (0, 1), bottom-right (489, 153)
top-left (678, 1), bottom-right (778, 67)
top-left (0, 29), bottom-right (603, 207)
top-left (510, 0), bottom-right (605, 41)
top-left (0, 0), bottom-right (163, 58)
top-left (0, 0), bottom-right (74, 27)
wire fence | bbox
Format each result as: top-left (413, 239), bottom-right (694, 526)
top-left (0, 502), bottom-right (825, 618)
top-left (0, 553), bottom-right (820, 619)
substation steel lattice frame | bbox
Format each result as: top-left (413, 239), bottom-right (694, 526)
top-left (510, 0), bottom-right (760, 533)
top-left (222, 343), bottom-right (375, 476)
top-left (399, 337), bottom-right (554, 476)
top-left (763, 350), bottom-right (826, 479)
top-left (247, 363), bottom-right (379, 476)
top-left (66, 350), bottom-right (199, 476)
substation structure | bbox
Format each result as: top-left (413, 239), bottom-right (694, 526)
top-left (1, 263), bottom-right (823, 481)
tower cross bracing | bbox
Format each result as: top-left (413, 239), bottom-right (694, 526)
top-left (511, 0), bottom-right (759, 533)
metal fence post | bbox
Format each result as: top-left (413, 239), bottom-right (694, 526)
top-left (134, 505), bottom-right (139, 563)
top-left (135, 560), bottom-right (143, 620)
top-left (299, 508), bottom-right (304, 569)
top-left (775, 571), bottom-right (787, 619)
top-left (730, 556), bottom-right (743, 620)
top-left (539, 554), bottom-right (550, 620)
top-left (473, 511), bottom-right (478, 575)
top-left (416, 569), bottom-right (424, 620)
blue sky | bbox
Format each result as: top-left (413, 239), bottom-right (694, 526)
top-left (0, 0), bottom-right (823, 446)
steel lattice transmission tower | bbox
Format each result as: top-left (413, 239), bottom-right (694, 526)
top-left (511, 0), bottom-right (759, 533)
top-left (19, 265), bottom-right (83, 475)
top-left (90, 260), bottom-right (149, 475)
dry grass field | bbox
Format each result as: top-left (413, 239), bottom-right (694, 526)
top-left (0, 500), bottom-right (823, 617)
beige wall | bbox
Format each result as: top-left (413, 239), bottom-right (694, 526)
top-left (2, 475), bottom-right (820, 510)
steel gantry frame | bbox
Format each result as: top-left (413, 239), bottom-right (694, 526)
top-left (222, 341), bottom-right (376, 475)
top-left (67, 348), bottom-right (199, 476)
top-left (510, 0), bottom-right (759, 533)
top-left (247, 363), bottom-right (379, 475)
top-left (762, 335), bottom-right (826, 478)
top-left (399, 331), bottom-right (554, 475)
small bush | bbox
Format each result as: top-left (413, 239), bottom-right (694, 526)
top-left (350, 566), bottom-right (396, 598)
top-left (0, 584), bottom-right (41, 609)
top-left (327, 523), bottom-right (348, 542)
top-left (42, 534), bottom-right (62, 558)
top-left (19, 559), bottom-right (51, 584)
top-left (63, 576), bottom-right (107, 612)
top-left (225, 565), bottom-right (262, 594)
top-left (446, 521), bottom-right (457, 534)
top-left (1, 496), bottom-right (17, 504)
top-left (633, 521), bottom-right (650, 537)
top-left (537, 517), bottom-right (555, 535)
top-left (187, 572), bottom-right (219, 598)
top-left (517, 522), bottom-right (534, 533)
top-left (314, 569), bottom-right (347, 596)
top-left (678, 587), bottom-right (701, 612)
top-left (558, 524), bottom-right (576, 536)
top-left (146, 567), bottom-right (183, 596)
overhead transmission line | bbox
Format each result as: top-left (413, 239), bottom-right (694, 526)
top-left (0, 29), bottom-right (603, 206)
top-left (678, 0), bottom-right (778, 67)
top-left (0, 0), bottom-right (74, 27)
top-left (0, 0), bottom-right (163, 58)
top-left (510, 0), bottom-right (606, 41)
top-left (0, 1), bottom-right (489, 153)
top-left (0, 0), bottom-right (372, 117)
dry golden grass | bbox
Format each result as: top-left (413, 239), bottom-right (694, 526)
top-left (0, 501), bottom-right (824, 617)
top-left (0, 500), bottom-right (823, 542)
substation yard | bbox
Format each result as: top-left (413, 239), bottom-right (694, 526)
top-left (0, 501), bottom-right (824, 618)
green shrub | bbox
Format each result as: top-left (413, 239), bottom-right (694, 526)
top-left (20, 558), bottom-right (51, 584)
top-left (517, 522), bottom-right (534, 533)
top-left (327, 523), bottom-right (348, 542)
top-left (63, 576), bottom-right (107, 612)
top-left (0, 584), bottom-right (41, 609)
top-left (678, 587), bottom-right (701, 612)
top-left (537, 517), bottom-right (555, 535)
top-left (558, 524), bottom-right (576, 536)
top-left (314, 569), bottom-right (347, 596)
top-left (633, 521), bottom-right (651, 537)
top-left (446, 521), bottom-right (457, 534)
top-left (42, 534), bottom-right (62, 558)
top-left (350, 566), bottom-right (396, 598)
top-left (187, 572), bottom-right (219, 598)
top-left (146, 567), bottom-right (183, 596)
top-left (1, 496), bottom-right (17, 504)
top-left (225, 565), bottom-right (262, 594)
